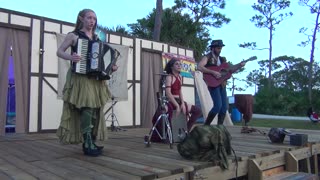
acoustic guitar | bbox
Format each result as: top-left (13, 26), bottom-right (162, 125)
top-left (203, 56), bottom-right (257, 87)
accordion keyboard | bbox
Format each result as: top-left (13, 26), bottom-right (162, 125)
top-left (75, 38), bottom-right (89, 74)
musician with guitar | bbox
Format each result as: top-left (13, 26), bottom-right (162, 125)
top-left (198, 40), bottom-right (246, 126)
top-left (56, 9), bottom-right (118, 157)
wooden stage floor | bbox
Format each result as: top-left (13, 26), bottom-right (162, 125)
top-left (0, 126), bottom-right (320, 180)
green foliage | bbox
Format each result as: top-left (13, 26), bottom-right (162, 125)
top-left (249, 56), bottom-right (320, 116)
top-left (173, 0), bottom-right (230, 27)
top-left (97, 24), bottom-right (130, 35)
top-left (128, 0), bottom-right (230, 61)
top-left (251, 0), bottom-right (292, 30)
top-left (128, 8), bottom-right (211, 61)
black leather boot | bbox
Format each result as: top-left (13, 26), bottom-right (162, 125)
top-left (82, 133), bottom-right (102, 157)
top-left (204, 112), bottom-right (217, 125)
top-left (91, 134), bottom-right (104, 151)
top-left (218, 114), bottom-right (225, 125)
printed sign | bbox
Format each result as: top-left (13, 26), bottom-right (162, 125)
top-left (162, 53), bottom-right (196, 78)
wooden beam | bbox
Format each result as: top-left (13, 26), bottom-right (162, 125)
top-left (287, 147), bottom-right (311, 160)
top-left (195, 159), bottom-right (248, 180)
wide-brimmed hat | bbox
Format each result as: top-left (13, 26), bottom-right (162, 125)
top-left (209, 39), bottom-right (225, 48)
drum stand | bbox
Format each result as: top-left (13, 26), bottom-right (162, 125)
top-left (106, 97), bottom-right (126, 132)
top-left (145, 73), bottom-right (173, 149)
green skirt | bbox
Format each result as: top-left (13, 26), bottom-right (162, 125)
top-left (56, 70), bottom-right (111, 144)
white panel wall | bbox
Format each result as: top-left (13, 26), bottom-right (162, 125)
top-left (135, 40), bottom-right (141, 81)
top-left (62, 25), bottom-right (74, 34)
top-left (169, 46), bottom-right (178, 54)
top-left (186, 50), bottom-right (194, 58)
top-left (43, 33), bottom-right (58, 74)
top-left (135, 83), bottom-right (141, 126)
top-left (104, 85), bottom-right (134, 126)
top-left (127, 48), bottom-right (134, 81)
top-left (178, 48), bottom-right (185, 55)
top-left (162, 44), bottom-right (169, 53)
top-left (109, 34), bottom-right (121, 44)
top-left (0, 12), bottom-right (8, 23)
top-left (181, 86), bottom-right (195, 106)
top-left (41, 77), bottom-right (63, 129)
top-left (29, 77), bottom-right (39, 132)
top-left (183, 77), bottom-right (194, 85)
top-left (152, 42), bottom-right (163, 51)
top-left (11, 14), bottom-right (30, 27)
top-left (44, 21), bottom-right (60, 32)
top-left (141, 39), bottom-right (152, 49)
top-left (122, 37), bottom-right (133, 47)
top-left (31, 19), bottom-right (41, 73)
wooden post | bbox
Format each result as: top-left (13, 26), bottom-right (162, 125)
top-left (248, 159), bottom-right (263, 180)
top-left (311, 144), bottom-right (320, 175)
top-left (286, 152), bottom-right (299, 172)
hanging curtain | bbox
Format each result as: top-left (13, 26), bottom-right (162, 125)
top-left (0, 27), bottom-right (11, 135)
top-left (11, 28), bottom-right (29, 133)
top-left (140, 51), bottom-right (162, 128)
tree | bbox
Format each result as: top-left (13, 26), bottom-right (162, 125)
top-left (128, 8), bottom-right (211, 60)
top-left (97, 24), bottom-right (130, 35)
top-left (239, 0), bottom-right (293, 88)
top-left (247, 56), bottom-right (320, 116)
top-left (153, 0), bottom-right (163, 41)
top-left (173, 0), bottom-right (230, 28)
top-left (298, 0), bottom-right (320, 105)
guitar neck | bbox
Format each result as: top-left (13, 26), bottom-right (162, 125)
top-left (228, 56), bottom-right (257, 73)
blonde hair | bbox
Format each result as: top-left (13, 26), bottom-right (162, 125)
top-left (74, 9), bottom-right (97, 37)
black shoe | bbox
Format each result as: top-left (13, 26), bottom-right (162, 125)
top-left (94, 143), bottom-right (104, 151)
top-left (83, 145), bottom-right (102, 157)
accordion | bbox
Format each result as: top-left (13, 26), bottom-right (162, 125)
top-left (72, 38), bottom-right (120, 80)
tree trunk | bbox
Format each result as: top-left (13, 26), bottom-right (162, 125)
top-left (308, 9), bottom-right (320, 105)
top-left (153, 0), bottom-right (163, 41)
top-left (268, 23), bottom-right (273, 89)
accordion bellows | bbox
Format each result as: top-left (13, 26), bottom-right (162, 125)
top-left (72, 38), bottom-right (120, 80)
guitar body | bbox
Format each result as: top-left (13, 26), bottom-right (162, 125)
top-left (203, 63), bottom-right (232, 87)
top-left (202, 56), bottom-right (257, 88)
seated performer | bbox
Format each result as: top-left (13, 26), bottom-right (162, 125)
top-left (150, 58), bottom-right (202, 142)
top-left (164, 58), bottom-right (202, 132)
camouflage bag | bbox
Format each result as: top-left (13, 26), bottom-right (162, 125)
top-left (177, 125), bottom-right (232, 169)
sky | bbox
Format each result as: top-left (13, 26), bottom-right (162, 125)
top-left (1, 0), bottom-right (318, 95)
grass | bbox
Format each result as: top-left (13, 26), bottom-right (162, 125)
top-left (233, 118), bottom-right (320, 130)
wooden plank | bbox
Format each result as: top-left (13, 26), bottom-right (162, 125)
top-left (287, 147), bottom-right (311, 160)
top-left (156, 172), bottom-right (189, 180)
top-left (102, 145), bottom-right (194, 178)
top-left (262, 166), bottom-right (285, 178)
top-left (0, 154), bottom-right (64, 180)
top-left (30, 160), bottom-right (93, 180)
top-left (52, 157), bottom-right (140, 180)
top-left (13, 140), bottom-right (62, 160)
top-left (0, 158), bottom-right (37, 180)
top-left (195, 159), bottom-right (249, 180)
top-left (265, 172), bottom-right (319, 180)
top-left (250, 152), bottom-right (286, 171)
top-left (72, 154), bottom-right (162, 179)
top-left (0, 171), bottom-right (12, 180)
top-left (0, 141), bottom-right (39, 162)
top-left (0, 127), bottom-right (319, 180)
top-left (311, 143), bottom-right (320, 155)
